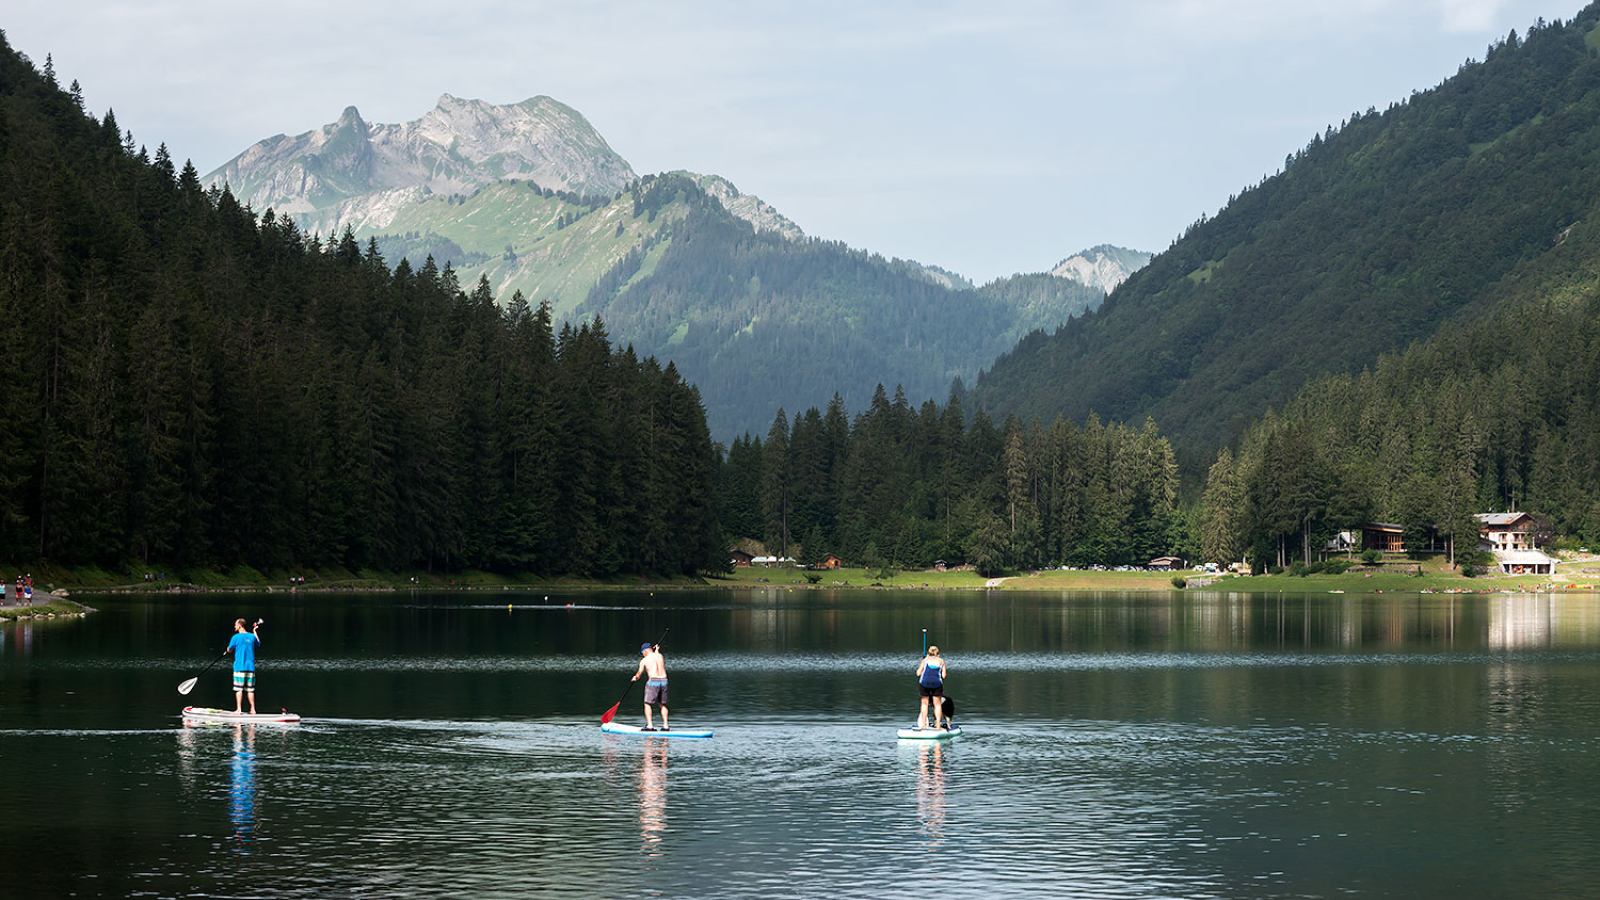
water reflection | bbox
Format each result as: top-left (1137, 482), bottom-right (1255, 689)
top-left (1484, 594), bottom-right (1600, 649)
top-left (229, 724), bottom-right (258, 854)
top-left (913, 742), bottom-right (947, 850)
top-left (639, 738), bottom-right (669, 859)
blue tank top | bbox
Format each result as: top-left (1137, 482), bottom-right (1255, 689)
top-left (919, 658), bottom-right (944, 688)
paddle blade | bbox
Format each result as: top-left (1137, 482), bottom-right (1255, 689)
top-left (177, 677), bottom-right (199, 696)
top-left (600, 702), bottom-right (621, 725)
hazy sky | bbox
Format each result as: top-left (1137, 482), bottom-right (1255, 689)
top-left (5, 0), bottom-right (1578, 282)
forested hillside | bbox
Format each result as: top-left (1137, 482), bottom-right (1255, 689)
top-left (1200, 275), bottom-right (1600, 570)
top-left (974, 9), bottom-right (1600, 448)
top-left (0, 37), bottom-right (720, 576)
top-left (717, 389), bottom-right (1187, 576)
top-left (580, 176), bottom-right (1106, 437)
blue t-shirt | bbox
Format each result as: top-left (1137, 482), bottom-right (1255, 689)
top-left (229, 632), bottom-right (259, 672)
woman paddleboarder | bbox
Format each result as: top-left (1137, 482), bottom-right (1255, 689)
top-left (916, 646), bottom-right (949, 730)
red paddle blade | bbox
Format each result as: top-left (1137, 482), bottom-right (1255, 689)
top-left (600, 702), bottom-right (621, 724)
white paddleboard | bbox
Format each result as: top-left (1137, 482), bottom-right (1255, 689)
top-left (182, 706), bottom-right (302, 724)
top-left (897, 725), bottom-right (961, 740)
top-left (600, 721), bottom-right (712, 739)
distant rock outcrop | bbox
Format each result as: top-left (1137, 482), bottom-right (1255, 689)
top-left (685, 173), bottom-right (804, 240)
top-left (1049, 244), bottom-right (1153, 294)
top-left (205, 94), bottom-right (638, 219)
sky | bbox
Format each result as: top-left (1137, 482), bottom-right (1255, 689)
top-left (4, 0), bottom-right (1581, 283)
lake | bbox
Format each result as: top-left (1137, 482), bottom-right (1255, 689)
top-left (2, 588), bottom-right (1598, 898)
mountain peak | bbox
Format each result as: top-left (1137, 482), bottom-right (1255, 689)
top-left (1049, 244), bottom-right (1152, 294)
top-left (206, 95), bottom-right (637, 217)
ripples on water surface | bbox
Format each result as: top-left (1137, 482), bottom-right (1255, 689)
top-left (2, 589), bottom-right (1599, 898)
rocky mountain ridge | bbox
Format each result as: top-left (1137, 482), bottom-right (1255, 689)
top-left (1049, 244), bottom-right (1153, 294)
top-left (206, 94), bottom-right (638, 218)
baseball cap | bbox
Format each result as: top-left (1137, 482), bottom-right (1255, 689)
top-left (640, 642), bottom-right (654, 652)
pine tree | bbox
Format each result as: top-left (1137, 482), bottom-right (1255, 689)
top-left (762, 409), bottom-right (792, 558)
top-left (1201, 447), bottom-right (1245, 566)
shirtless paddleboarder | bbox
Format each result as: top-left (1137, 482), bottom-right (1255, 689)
top-left (631, 641), bottom-right (670, 731)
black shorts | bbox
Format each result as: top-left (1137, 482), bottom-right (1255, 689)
top-left (919, 684), bottom-right (944, 698)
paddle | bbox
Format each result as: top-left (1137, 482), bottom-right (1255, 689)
top-left (177, 649), bottom-right (229, 696)
top-left (178, 618), bottom-right (262, 695)
top-left (600, 627), bottom-right (669, 724)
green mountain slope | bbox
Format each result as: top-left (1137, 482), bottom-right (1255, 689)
top-left (1208, 223), bottom-right (1600, 563)
top-left (973, 8), bottom-right (1600, 447)
top-left (205, 96), bottom-right (1119, 439)
top-left (577, 174), bottom-right (1107, 437)
top-left (366, 179), bottom-right (688, 317)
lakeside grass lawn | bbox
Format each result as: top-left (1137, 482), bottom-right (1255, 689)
top-left (710, 566), bottom-right (998, 589)
top-left (13, 557), bottom-right (1598, 597)
top-left (713, 563), bottom-right (1600, 594)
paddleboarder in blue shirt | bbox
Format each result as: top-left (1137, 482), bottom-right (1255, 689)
top-left (227, 618), bottom-right (262, 715)
top-left (916, 646), bottom-right (949, 730)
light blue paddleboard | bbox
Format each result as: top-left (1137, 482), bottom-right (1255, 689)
top-left (182, 706), bottom-right (301, 724)
top-left (897, 725), bottom-right (961, 740)
top-left (601, 721), bottom-right (713, 739)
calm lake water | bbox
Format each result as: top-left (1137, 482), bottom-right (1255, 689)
top-left (2, 588), bottom-right (1599, 898)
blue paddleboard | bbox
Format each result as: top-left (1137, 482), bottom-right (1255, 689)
top-left (601, 721), bottom-right (713, 739)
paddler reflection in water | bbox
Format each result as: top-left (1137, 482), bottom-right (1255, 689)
top-left (631, 641), bottom-right (670, 731)
top-left (230, 724), bottom-right (258, 853)
top-left (916, 742), bottom-right (948, 847)
top-left (916, 646), bottom-right (949, 729)
top-left (639, 739), bottom-right (668, 856)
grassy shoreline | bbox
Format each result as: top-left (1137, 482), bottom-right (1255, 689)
top-left (714, 564), bottom-right (1600, 594)
top-left (8, 559), bottom-right (1597, 597)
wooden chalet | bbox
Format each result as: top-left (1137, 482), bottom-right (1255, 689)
top-left (730, 549), bottom-right (754, 568)
top-left (820, 554), bottom-right (842, 570)
top-left (1362, 523), bottom-right (1405, 553)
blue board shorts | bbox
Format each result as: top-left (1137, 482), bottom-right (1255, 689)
top-left (233, 671), bottom-right (257, 692)
top-left (644, 679), bottom-right (668, 705)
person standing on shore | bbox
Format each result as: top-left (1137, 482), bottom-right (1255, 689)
top-left (227, 618), bottom-right (262, 715)
top-left (916, 646), bottom-right (949, 730)
top-left (631, 641), bottom-right (670, 731)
